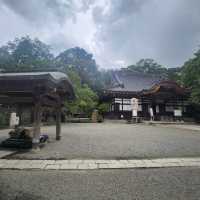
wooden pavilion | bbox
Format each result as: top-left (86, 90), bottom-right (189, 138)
top-left (0, 72), bottom-right (75, 148)
top-left (102, 70), bottom-right (190, 121)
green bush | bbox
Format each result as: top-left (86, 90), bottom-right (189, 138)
top-left (0, 112), bottom-right (9, 127)
top-left (98, 103), bottom-right (110, 114)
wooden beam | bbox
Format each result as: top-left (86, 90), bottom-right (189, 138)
top-left (0, 96), bottom-right (33, 104)
top-left (56, 105), bottom-right (61, 140)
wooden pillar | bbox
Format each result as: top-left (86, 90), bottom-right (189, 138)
top-left (122, 98), bottom-right (124, 111)
top-left (56, 105), bottom-right (61, 140)
top-left (32, 102), bottom-right (41, 149)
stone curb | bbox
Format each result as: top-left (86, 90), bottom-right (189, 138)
top-left (1, 158), bottom-right (200, 170)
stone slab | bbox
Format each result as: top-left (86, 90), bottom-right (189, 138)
top-left (0, 150), bottom-right (17, 158)
top-left (1, 158), bottom-right (200, 170)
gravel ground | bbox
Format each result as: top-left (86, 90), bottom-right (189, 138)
top-left (1, 123), bottom-right (200, 159)
top-left (0, 167), bottom-right (200, 200)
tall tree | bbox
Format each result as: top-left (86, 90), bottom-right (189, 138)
top-left (0, 36), bottom-right (54, 72)
top-left (0, 45), bottom-right (12, 71)
top-left (64, 68), bottom-right (98, 116)
top-left (181, 49), bottom-right (200, 104)
top-left (128, 58), bottom-right (168, 77)
top-left (56, 47), bottom-right (103, 91)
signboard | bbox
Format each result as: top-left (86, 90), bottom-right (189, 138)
top-left (131, 98), bottom-right (139, 110)
top-left (131, 98), bottom-right (139, 117)
top-left (174, 109), bottom-right (182, 117)
top-left (156, 105), bottom-right (159, 113)
top-left (149, 108), bottom-right (154, 117)
top-left (9, 112), bottom-right (19, 127)
top-left (132, 109), bottom-right (138, 117)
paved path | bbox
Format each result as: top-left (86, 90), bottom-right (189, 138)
top-left (1, 123), bottom-right (200, 160)
top-left (1, 167), bottom-right (200, 200)
top-left (0, 149), bottom-right (16, 158)
top-left (1, 157), bottom-right (200, 170)
top-left (162, 124), bottom-right (200, 131)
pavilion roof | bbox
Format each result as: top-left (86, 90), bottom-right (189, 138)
top-left (0, 71), bottom-right (75, 105)
top-left (0, 71), bottom-right (69, 83)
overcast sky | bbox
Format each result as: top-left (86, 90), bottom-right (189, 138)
top-left (0, 0), bottom-right (200, 69)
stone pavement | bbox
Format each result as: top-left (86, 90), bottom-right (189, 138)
top-left (162, 124), bottom-right (200, 132)
top-left (2, 123), bottom-right (200, 160)
top-left (0, 149), bottom-right (17, 158)
top-left (1, 157), bottom-right (200, 170)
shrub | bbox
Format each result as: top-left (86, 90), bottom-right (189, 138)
top-left (0, 112), bottom-right (9, 127)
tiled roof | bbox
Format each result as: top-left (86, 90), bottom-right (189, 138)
top-left (107, 70), bottom-right (163, 92)
top-left (0, 71), bottom-right (69, 83)
top-left (0, 71), bottom-right (75, 100)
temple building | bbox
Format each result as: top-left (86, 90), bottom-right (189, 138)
top-left (102, 70), bottom-right (191, 121)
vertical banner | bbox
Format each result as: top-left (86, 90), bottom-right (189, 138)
top-left (9, 112), bottom-right (19, 127)
top-left (131, 98), bottom-right (139, 117)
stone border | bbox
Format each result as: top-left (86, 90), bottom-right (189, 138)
top-left (1, 158), bottom-right (200, 170)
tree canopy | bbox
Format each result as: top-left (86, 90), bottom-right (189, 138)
top-left (0, 36), bottom-right (54, 72)
top-left (64, 68), bottom-right (98, 116)
top-left (127, 59), bottom-right (168, 77)
top-left (127, 58), bottom-right (182, 81)
top-left (181, 49), bottom-right (200, 104)
top-left (56, 47), bottom-right (103, 91)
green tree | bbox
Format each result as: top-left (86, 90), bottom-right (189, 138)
top-left (167, 67), bottom-right (182, 82)
top-left (64, 68), bottom-right (98, 116)
top-left (0, 36), bottom-right (54, 72)
top-left (181, 49), bottom-right (200, 104)
top-left (56, 47), bottom-right (103, 92)
top-left (0, 46), bottom-right (12, 70)
top-left (128, 58), bottom-right (168, 77)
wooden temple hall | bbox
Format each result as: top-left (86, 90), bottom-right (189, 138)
top-left (102, 70), bottom-right (190, 121)
top-left (0, 72), bottom-right (75, 148)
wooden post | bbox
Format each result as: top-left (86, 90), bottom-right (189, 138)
top-left (32, 102), bottom-right (41, 149)
top-left (56, 105), bottom-right (61, 140)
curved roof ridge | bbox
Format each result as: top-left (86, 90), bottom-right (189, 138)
top-left (119, 68), bottom-right (166, 80)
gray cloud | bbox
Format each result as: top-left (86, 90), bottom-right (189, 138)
top-left (92, 0), bottom-right (200, 67)
top-left (0, 0), bottom-right (94, 25)
top-left (0, 0), bottom-right (200, 68)
top-left (0, 0), bottom-right (96, 56)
